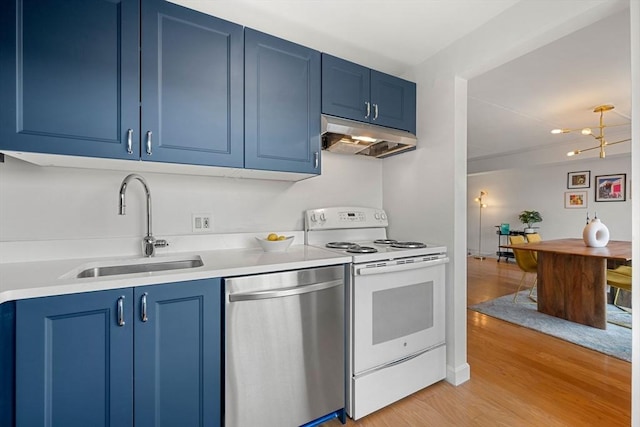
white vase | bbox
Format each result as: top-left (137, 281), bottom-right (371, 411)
top-left (582, 218), bottom-right (610, 247)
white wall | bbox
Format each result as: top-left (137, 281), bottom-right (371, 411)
top-left (630, 1), bottom-right (639, 425)
top-left (384, 74), bottom-right (470, 384)
top-left (467, 155), bottom-right (632, 258)
top-left (384, 0), bottom-right (632, 387)
top-left (0, 152), bottom-right (382, 243)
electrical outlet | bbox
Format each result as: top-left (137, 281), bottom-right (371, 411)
top-left (192, 213), bottom-right (213, 233)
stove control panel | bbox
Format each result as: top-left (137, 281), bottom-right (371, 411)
top-left (339, 211), bottom-right (366, 222)
top-left (305, 207), bottom-right (388, 230)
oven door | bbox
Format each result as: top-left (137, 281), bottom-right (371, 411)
top-left (351, 256), bottom-right (447, 374)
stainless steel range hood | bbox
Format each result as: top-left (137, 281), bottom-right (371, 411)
top-left (321, 115), bottom-right (417, 158)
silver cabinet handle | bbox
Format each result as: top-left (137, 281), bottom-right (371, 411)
top-left (117, 296), bottom-right (126, 326)
top-left (141, 292), bottom-right (148, 322)
top-left (314, 152), bottom-right (319, 169)
top-left (364, 101), bottom-right (370, 119)
top-left (146, 131), bottom-right (152, 155)
top-left (373, 104), bottom-right (379, 120)
top-left (126, 129), bottom-right (133, 154)
top-left (229, 279), bottom-right (342, 302)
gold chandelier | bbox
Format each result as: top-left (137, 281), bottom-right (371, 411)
top-left (551, 104), bottom-right (630, 158)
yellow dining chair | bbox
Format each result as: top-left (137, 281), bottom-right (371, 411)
top-left (526, 233), bottom-right (541, 243)
top-left (606, 265), bottom-right (632, 311)
top-left (525, 233), bottom-right (542, 260)
top-left (509, 235), bottom-right (538, 303)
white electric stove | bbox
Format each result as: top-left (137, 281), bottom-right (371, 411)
top-left (305, 207), bottom-right (448, 420)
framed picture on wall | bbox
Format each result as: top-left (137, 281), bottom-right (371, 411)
top-left (595, 173), bottom-right (626, 202)
top-left (567, 171), bottom-right (590, 189)
top-left (564, 191), bottom-right (587, 209)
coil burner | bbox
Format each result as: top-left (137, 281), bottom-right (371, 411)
top-left (373, 239), bottom-right (398, 245)
top-left (326, 242), bottom-right (357, 249)
top-left (391, 241), bottom-right (427, 249)
top-left (346, 245), bottom-right (378, 254)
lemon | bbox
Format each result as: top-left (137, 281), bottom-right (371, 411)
top-left (278, 235), bottom-right (286, 241)
top-left (267, 233), bottom-right (278, 241)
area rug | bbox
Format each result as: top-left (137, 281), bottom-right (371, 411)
top-left (469, 290), bottom-right (631, 362)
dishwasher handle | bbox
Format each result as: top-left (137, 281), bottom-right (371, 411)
top-left (228, 279), bottom-right (343, 302)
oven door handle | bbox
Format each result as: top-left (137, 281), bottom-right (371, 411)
top-left (228, 279), bottom-right (343, 302)
top-left (356, 257), bottom-right (449, 275)
top-left (354, 344), bottom-right (444, 379)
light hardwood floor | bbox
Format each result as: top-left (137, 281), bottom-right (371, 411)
top-left (325, 256), bottom-right (631, 426)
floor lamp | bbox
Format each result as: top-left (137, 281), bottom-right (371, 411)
top-left (474, 191), bottom-right (488, 260)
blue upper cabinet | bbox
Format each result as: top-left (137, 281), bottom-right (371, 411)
top-left (244, 28), bottom-right (321, 174)
top-left (141, 0), bottom-right (244, 167)
top-left (0, 0), bottom-right (243, 168)
top-left (0, 0), bottom-right (140, 159)
top-left (15, 279), bottom-right (222, 427)
top-left (370, 70), bottom-right (416, 133)
top-left (322, 54), bottom-right (416, 134)
top-left (321, 55), bottom-right (370, 124)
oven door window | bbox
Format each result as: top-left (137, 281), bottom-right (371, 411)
top-left (372, 282), bottom-right (433, 345)
top-left (352, 264), bottom-right (445, 374)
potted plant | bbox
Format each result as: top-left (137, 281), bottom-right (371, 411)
top-left (518, 210), bottom-right (542, 233)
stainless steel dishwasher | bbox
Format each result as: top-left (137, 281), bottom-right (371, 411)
top-left (224, 265), bottom-right (345, 427)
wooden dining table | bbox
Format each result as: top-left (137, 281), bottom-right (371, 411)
top-left (503, 238), bottom-right (632, 329)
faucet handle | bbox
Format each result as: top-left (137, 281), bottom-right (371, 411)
top-left (142, 236), bottom-right (156, 257)
top-left (154, 239), bottom-right (169, 248)
top-left (142, 236), bottom-right (169, 257)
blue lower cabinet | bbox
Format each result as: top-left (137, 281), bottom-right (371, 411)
top-left (0, 302), bottom-right (16, 427)
top-left (15, 279), bottom-right (221, 427)
top-left (134, 280), bottom-right (221, 427)
top-left (16, 288), bottom-right (134, 427)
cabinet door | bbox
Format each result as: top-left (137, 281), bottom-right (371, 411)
top-left (370, 70), bottom-right (416, 133)
top-left (0, 302), bottom-right (16, 427)
top-left (134, 279), bottom-right (221, 427)
top-left (141, 0), bottom-right (244, 167)
top-left (321, 54), bottom-right (371, 123)
top-left (245, 28), bottom-right (321, 174)
top-left (0, 0), bottom-right (140, 159)
top-left (16, 289), bottom-right (134, 427)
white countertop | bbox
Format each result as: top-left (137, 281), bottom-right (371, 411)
top-left (0, 244), bottom-right (351, 304)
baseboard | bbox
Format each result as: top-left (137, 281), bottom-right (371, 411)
top-left (445, 362), bottom-right (470, 386)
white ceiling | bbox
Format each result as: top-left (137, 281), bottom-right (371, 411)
top-left (174, 1), bottom-right (632, 163)
top-left (174, 0), bottom-right (519, 75)
top-left (467, 8), bottom-right (631, 161)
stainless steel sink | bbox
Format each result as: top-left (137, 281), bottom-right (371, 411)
top-left (76, 257), bottom-right (203, 278)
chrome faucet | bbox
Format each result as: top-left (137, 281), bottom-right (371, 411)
top-left (118, 174), bottom-right (168, 257)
